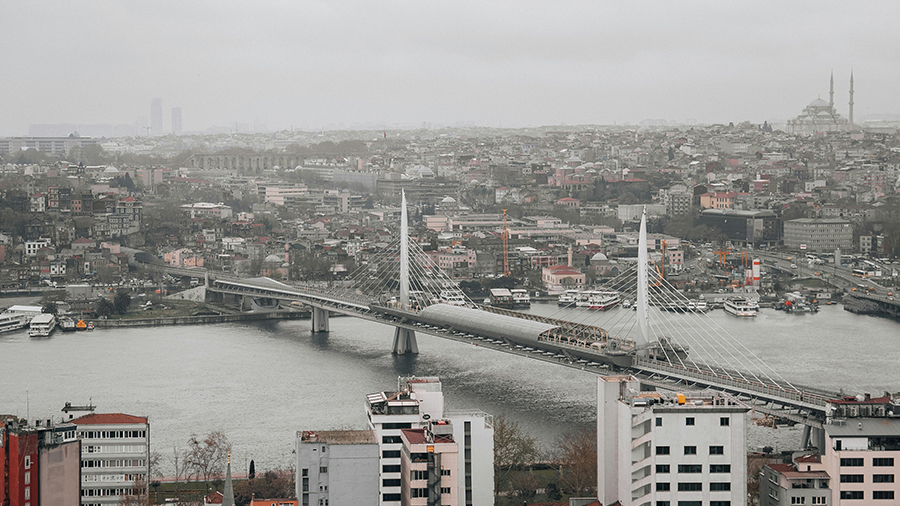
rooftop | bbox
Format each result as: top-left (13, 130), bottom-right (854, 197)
top-left (401, 428), bottom-right (455, 445)
top-left (825, 417), bottom-right (900, 437)
top-left (69, 413), bottom-right (148, 425)
top-left (298, 430), bottom-right (376, 444)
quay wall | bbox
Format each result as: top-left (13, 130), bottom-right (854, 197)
top-left (91, 311), bottom-right (309, 328)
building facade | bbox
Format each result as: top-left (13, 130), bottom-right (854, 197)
top-left (400, 424), bottom-right (459, 506)
top-left (69, 412), bottom-right (150, 506)
top-left (699, 209), bottom-right (782, 247)
top-left (295, 430), bottom-right (379, 506)
top-left (597, 375), bottom-right (749, 506)
top-left (783, 219), bottom-right (853, 253)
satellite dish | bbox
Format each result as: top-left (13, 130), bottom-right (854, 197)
top-left (422, 414), bottom-right (431, 420)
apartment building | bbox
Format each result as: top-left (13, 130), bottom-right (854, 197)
top-left (597, 375), bottom-right (749, 506)
top-left (400, 423), bottom-right (459, 506)
top-left (69, 411), bottom-right (150, 506)
top-left (295, 430), bottom-right (379, 506)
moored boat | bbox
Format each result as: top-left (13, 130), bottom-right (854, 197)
top-left (723, 296), bottom-right (759, 317)
top-left (29, 313), bottom-right (57, 337)
top-left (587, 291), bottom-right (620, 310)
top-left (59, 316), bottom-right (77, 332)
top-left (557, 289), bottom-right (579, 307)
top-left (0, 313), bottom-right (31, 333)
top-left (510, 289), bottom-right (531, 308)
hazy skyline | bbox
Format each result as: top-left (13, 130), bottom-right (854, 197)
top-left (2, 1), bottom-right (899, 136)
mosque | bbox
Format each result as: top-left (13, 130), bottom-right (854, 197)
top-left (786, 72), bottom-right (854, 135)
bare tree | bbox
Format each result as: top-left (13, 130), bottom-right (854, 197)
top-left (493, 415), bottom-right (540, 498)
top-left (183, 431), bottom-right (232, 495)
top-left (118, 477), bottom-right (148, 506)
top-left (557, 426), bottom-right (597, 497)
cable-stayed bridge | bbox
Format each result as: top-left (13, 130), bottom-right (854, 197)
top-left (198, 194), bottom-right (842, 444)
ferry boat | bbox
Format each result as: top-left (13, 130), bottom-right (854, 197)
top-left (58, 316), bottom-right (77, 332)
top-left (575, 290), bottom-right (596, 307)
top-left (723, 297), bottom-right (759, 317)
top-left (510, 289), bottom-right (531, 308)
top-left (438, 291), bottom-right (466, 306)
top-left (28, 313), bottom-right (57, 337)
top-left (557, 289), bottom-right (579, 307)
top-left (0, 313), bottom-right (31, 334)
top-left (489, 288), bottom-right (514, 308)
top-left (660, 300), bottom-right (709, 313)
top-left (587, 291), bottom-right (620, 310)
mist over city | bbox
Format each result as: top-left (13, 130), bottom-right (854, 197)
top-left (3, 3), bottom-right (900, 506)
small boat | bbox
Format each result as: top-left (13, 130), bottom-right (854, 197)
top-left (76, 319), bottom-right (88, 331)
top-left (510, 289), bottom-right (531, 308)
top-left (59, 316), bottom-right (77, 332)
top-left (87, 321), bottom-right (95, 330)
top-left (621, 299), bottom-right (632, 309)
top-left (558, 289), bottom-right (579, 307)
top-left (438, 291), bottom-right (466, 306)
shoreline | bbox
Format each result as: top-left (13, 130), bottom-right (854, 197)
top-left (90, 310), bottom-right (310, 328)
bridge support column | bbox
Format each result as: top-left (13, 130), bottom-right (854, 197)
top-left (800, 424), bottom-right (825, 451)
top-left (311, 307), bottom-right (330, 333)
top-left (392, 327), bottom-right (418, 355)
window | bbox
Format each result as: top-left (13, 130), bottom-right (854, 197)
top-left (382, 436), bottom-right (402, 444)
top-left (24, 471), bottom-right (30, 484)
top-left (709, 445), bottom-right (724, 455)
top-left (441, 469), bottom-right (450, 476)
top-left (840, 491), bottom-right (863, 500)
top-left (656, 446), bottom-right (670, 455)
top-left (710, 482), bottom-right (731, 491)
top-left (382, 479), bottom-right (400, 487)
top-left (874, 491), bottom-right (895, 500)
top-left (677, 482), bottom-right (702, 491)
top-left (382, 423), bottom-right (412, 430)
top-left (841, 458), bottom-right (864, 467)
top-left (685, 417), bottom-right (694, 426)
top-left (710, 464), bottom-right (731, 473)
top-left (873, 458), bottom-right (894, 467)
top-left (656, 464), bottom-right (670, 473)
top-left (683, 446), bottom-right (697, 455)
top-left (710, 502), bottom-right (731, 506)
top-left (301, 469), bottom-right (308, 477)
top-left (440, 487), bottom-right (451, 494)
top-left (677, 501), bottom-right (702, 506)
top-left (411, 488), bottom-right (428, 498)
top-left (840, 474), bottom-right (864, 483)
top-left (656, 417), bottom-right (663, 426)
top-left (720, 417), bottom-right (729, 426)
top-left (382, 494), bottom-right (401, 502)
top-left (656, 482), bottom-right (670, 491)
top-left (382, 450), bottom-right (401, 459)
top-left (873, 474), bottom-right (894, 483)
top-left (383, 465), bottom-right (401, 473)
top-left (24, 488), bottom-right (30, 500)
top-left (411, 470), bottom-right (427, 481)
top-left (657, 502), bottom-right (670, 506)
top-left (811, 498), bottom-right (826, 505)
top-left (677, 464), bottom-right (702, 473)
top-left (790, 498), bottom-right (805, 504)
top-left (319, 466), bottom-right (327, 474)
top-left (24, 456), bottom-right (31, 469)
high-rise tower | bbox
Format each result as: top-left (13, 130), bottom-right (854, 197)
top-left (171, 107), bottom-right (182, 135)
top-left (849, 71), bottom-right (854, 127)
top-left (150, 98), bottom-right (163, 136)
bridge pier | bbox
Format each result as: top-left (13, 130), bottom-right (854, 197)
top-left (801, 423), bottom-right (825, 451)
top-left (392, 327), bottom-right (418, 355)
top-left (311, 307), bottom-right (330, 333)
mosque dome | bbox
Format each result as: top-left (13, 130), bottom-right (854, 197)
top-left (263, 254), bottom-right (283, 264)
top-left (591, 252), bottom-right (609, 262)
top-left (440, 196), bottom-right (457, 203)
top-left (808, 98), bottom-right (829, 108)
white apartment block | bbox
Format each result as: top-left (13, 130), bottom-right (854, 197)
top-left (597, 375), bottom-right (749, 506)
top-left (70, 412), bottom-right (150, 506)
top-left (365, 377), bottom-right (493, 506)
top-left (295, 430), bottom-right (379, 506)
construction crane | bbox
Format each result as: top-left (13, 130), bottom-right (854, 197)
top-left (501, 209), bottom-right (511, 277)
top-left (713, 250), bottom-right (730, 267)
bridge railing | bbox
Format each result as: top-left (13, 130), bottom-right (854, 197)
top-left (632, 356), bottom-right (829, 407)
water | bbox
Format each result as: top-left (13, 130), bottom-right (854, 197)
top-left (1, 303), bottom-right (897, 473)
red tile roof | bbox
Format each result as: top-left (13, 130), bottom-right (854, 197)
top-left (69, 413), bottom-right (148, 425)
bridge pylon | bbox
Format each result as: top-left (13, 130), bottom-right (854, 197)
top-left (311, 307), bottom-right (330, 332)
top-left (392, 327), bottom-right (418, 354)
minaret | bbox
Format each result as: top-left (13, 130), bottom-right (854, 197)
top-left (849, 71), bottom-right (855, 127)
top-left (829, 71), bottom-right (834, 109)
top-left (223, 451), bottom-right (235, 506)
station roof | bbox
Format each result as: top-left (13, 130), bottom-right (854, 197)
top-left (418, 304), bottom-right (559, 342)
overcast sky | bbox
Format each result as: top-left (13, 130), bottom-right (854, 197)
top-left (2, 1), bottom-right (899, 135)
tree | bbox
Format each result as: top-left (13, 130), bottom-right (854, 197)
top-left (41, 301), bottom-right (59, 316)
top-left (117, 477), bottom-right (148, 506)
top-left (234, 469), bottom-right (294, 505)
top-left (184, 431), bottom-right (232, 495)
top-left (493, 415), bottom-right (540, 498)
top-left (248, 459), bottom-right (256, 480)
top-left (114, 292), bottom-right (132, 315)
top-left (95, 298), bottom-right (115, 317)
top-left (557, 426), bottom-right (597, 497)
